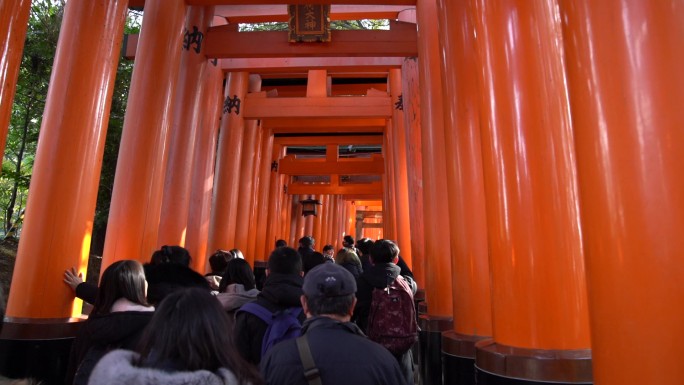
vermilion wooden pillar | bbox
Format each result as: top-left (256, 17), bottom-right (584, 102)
top-left (7, 0), bottom-right (129, 318)
top-left (324, 195), bottom-right (333, 247)
top-left (0, 0), bottom-right (31, 161)
top-left (472, 1), bottom-right (591, 383)
top-left (437, 1), bottom-right (493, 383)
top-left (417, 0), bottom-right (453, 317)
top-left (283, 193), bottom-right (293, 246)
top-left (185, 62), bottom-right (223, 274)
top-left (389, 69), bottom-right (413, 267)
top-left (400, 57), bottom-right (425, 286)
top-left (157, 6), bottom-right (213, 248)
top-left (206, 71), bottom-right (248, 253)
top-left (559, 2), bottom-right (684, 384)
top-left (381, 125), bottom-right (396, 242)
top-left (253, 129), bottom-right (274, 262)
top-left (265, 144), bottom-right (284, 250)
top-left (312, 194), bottom-right (323, 247)
top-left (246, 124), bottom-right (264, 261)
top-left (294, 195), bottom-right (305, 243)
top-left (102, 0), bottom-right (186, 268)
top-left (234, 75), bottom-right (262, 257)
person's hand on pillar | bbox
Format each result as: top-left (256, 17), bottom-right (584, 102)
top-left (63, 267), bottom-right (83, 292)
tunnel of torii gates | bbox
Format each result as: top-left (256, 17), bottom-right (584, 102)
top-left (0, 0), bottom-right (682, 385)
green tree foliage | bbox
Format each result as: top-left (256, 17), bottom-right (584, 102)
top-left (1, 0), bottom-right (64, 237)
top-left (0, 3), bottom-right (140, 247)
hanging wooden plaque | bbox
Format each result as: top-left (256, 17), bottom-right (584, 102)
top-left (288, 5), bottom-right (331, 42)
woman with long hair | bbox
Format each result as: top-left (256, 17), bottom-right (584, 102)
top-left (66, 260), bottom-right (154, 385)
top-left (89, 288), bottom-right (262, 385)
top-left (216, 258), bottom-right (259, 323)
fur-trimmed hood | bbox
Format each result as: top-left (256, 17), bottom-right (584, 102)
top-left (88, 349), bottom-right (243, 385)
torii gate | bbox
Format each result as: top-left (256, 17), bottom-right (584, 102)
top-left (1, 2), bottom-right (683, 385)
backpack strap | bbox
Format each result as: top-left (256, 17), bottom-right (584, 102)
top-left (296, 334), bottom-right (322, 385)
top-left (238, 302), bottom-right (274, 324)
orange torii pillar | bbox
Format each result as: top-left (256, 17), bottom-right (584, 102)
top-left (103, 0), bottom-right (187, 268)
top-left (283, 193), bottom-right (293, 246)
top-left (559, 2), bottom-right (684, 384)
top-left (185, 61), bottom-right (223, 274)
top-left (472, 1), bottom-right (592, 383)
top-left (252, 129), bottom-right (274, 262)
top-left (312, 194), bottom-right (324, 248)
top-left (292, 195), bottom-right (305, 244)
top-left (436, 1), bottom-right (493, 383)
top-left (416, 0), bottom-right (454, 383)
top-left (400, 57), bottom-right (425, 287)
top-left (323, 195), bottom-right (333, 247)
top-left (0, 0), bottom-right (31, 160)
top-left (234, 75), bottom-right (262, 259)
top-left (389, 68), bottom-right (413, 268)
top-left (206, 71), bottom-right (248, 253)
top-left (346, 200), bottom-right (356, 239)
top-left (157, 6), bottom-right (213, 250)
top-left (246, 124), bottom-right (264, 261)
top-left (266, 144), bottom-right (285, 250)
top-left (381, 129), bottom-right (396, 242)
top-left (6, 0), bottom-right (129, 321)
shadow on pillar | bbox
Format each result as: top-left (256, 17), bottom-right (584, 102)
top-left (418, 314), bottom-right (452, 385)
top-left (442, 331), bottom-right (489, 385)
top-left (474, 339), bottom-right (593, 385)
top-left (0, 318), bottom-right (83, 385)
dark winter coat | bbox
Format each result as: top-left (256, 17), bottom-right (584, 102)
top-left (260, 316), bottom-right (408, 385)
top-left (233, 273), bottom-right (305, 365)
top-left (66, 310), bottom-right (154, 385)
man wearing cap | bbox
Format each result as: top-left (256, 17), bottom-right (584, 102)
top-left (260, 263), bottom-right (408, 385)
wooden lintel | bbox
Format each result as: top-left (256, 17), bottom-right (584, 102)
top-left (220, 56), bottom-right (402, 73)
top-left (205, 22), bottom-right (416, 58)
top-left (356, 210), bottom-right (383, 218)
top-left (287, 182), bottom-right (383, 195)
top-left (362, 222), bottom-right (384, 228)
top-left (279, 157), bottom-right (384, 176)
top-left (244, 95), bottom-right (392, 119)
top-left (263, 117), bottom-right (386, 130)
top-left (273, 135), bottom-right (383, 146)
top-left (351, 200), bottom-right (382, 206)
top-left (211, 5), bottom-right (415, 24)
top-left (342, 194), bottom-right (383, 200)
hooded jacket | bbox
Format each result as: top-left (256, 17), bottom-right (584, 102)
top-left (233, 273), bottom-right (304, 365)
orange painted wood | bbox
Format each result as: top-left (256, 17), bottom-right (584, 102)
top-left (206, 72), bottom-right (249, 253)
top-left (102, 0), bottom-right (186, 269)
top-left (294, 195), bottom-right (305, 242)
top-left (416, 0), bottom-right (453, 318)
top-left (438, 0), bottom-right (492, 337)
top-left (264, 117), bottom-right (386, 131)
top-left (0, 0), bottom-right (31, 163)
top-left (234, 75), bottom-right (262, 260)
top-left (243, 95), bottom-right (392, 119)
top-left (205, 22), bottom-right (417, 58)
top-left (306, 70), bottom-right (328, 97)
top-left (399, 57), bottom-right (425, 286)
top-left (559, 1), bottom-right (684, 383)
top-left (158, 6), bottom-right (214, 248)
top-left (389, 69), bottom-right (413, 268)
top-left (186, 62), bottom-right (223, 274)
top-left (124, 49), bottom-right (404, 71)
top-left (131, 0), bottom-right (416, 7)
top-left (253, 129), bottom-right (274, 262)
top-left (7, 0), bottom-right (128, 318)
top-left (382, 121), bottom-right (396, 241)
top-left (266, 144), bottom-right (285, 250)
top-left (273, 134), bottom-right (383, 146)
top-left (246, 121), bottom-right (264, 263)
top-left (210, 5), bottom-right (415, 24)
top-left (278, 155), bottom-right (384, 176)
top-left (473, 0), bottom-right (590, 350)
top-left (287, 181), bottom-right (382, 196)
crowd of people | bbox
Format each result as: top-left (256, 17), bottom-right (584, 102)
top-left (55, 236), bottom-right (418, 385)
